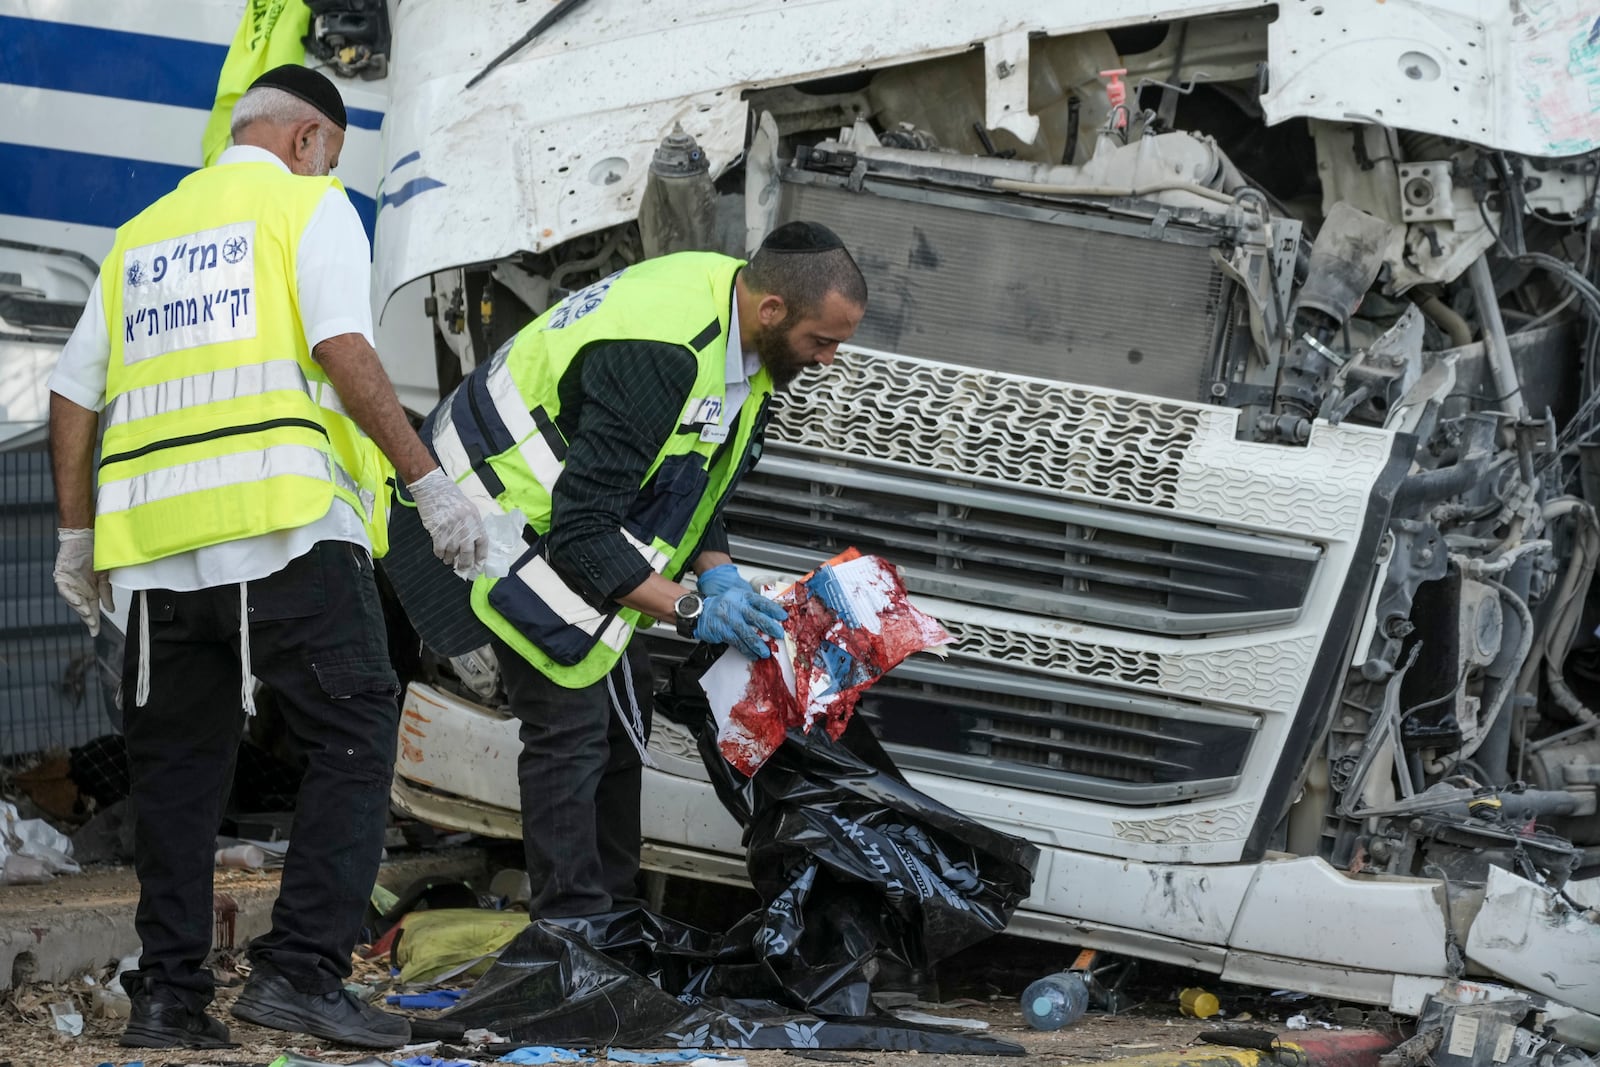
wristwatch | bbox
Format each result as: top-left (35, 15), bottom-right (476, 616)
top-left (673, 591), bottom-right (705, 638)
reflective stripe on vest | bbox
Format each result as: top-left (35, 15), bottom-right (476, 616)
top-left (97, 443), bottom-right (358, 515)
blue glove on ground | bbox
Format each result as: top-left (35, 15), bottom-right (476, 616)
top-left (385, 988), bottom-right (465, 1009)
top-left (694, 562), bottom-right (748, 599)
top-left (695, 582), bottom-right (787, 660)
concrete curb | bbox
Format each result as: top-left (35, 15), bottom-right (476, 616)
top-left (1071, 1029), bottom-right (1400, 1067)
top-left (0, 847), bottom-right (488, 990)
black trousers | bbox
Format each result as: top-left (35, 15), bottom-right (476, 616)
top-left (491, 635), bottom-right (654, 919)
top-left (119, 540), bottom-right (400, 1010)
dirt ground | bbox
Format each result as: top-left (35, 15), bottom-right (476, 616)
top-left (0, 868), bottom-right (1352, 1067)
top-left (0, 984), bottom-right (1232, 1067)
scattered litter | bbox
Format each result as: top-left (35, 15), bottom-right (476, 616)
top-left (1271, 991), bottom-right (1310, 1001)
top-left (49, 999), bottom-right (83, 1036)
top-left (1021, 971), bottom-right (1089, 1031)
top-left (388, 988), bottom-right (468, 1009)
top-left (1233, 1012), bottom-right (1254, 1022)
top-left (607, 1054), bottom-right (744, 1063)
top-left (1179, 987), bottom-right (1220, 1020)
top-left (890, 1009), bottom-right (990, 1031)
top-left (105, 953), bottom-right (140, 997)
top-left (90, 983), bottom-right (131, 1020)
top-left (499, 1048), bottom-right (590, 1064)
top-left (466, 1028), bottom-right (508, 1045)
top-left (0, 801), bottom-right (80, 884)
top-left (1286, 1014), bottom-right (1308, 1030)
top-left (387, 908), bottom-right (530, 985)
top-left (395, 1057), bottom-right (476, 1067)
top-left (214, 843), bottom-right (267, 870)
top-left (1111, 1043), bottom-right (1162, 1050)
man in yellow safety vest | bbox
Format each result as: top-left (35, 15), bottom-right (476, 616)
top-left (412, 222), bottom-right (866, 924)
top-left (48, 64), bottom-right (485, 1051)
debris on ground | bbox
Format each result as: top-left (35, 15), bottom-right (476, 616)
top-left (0, 798), bottom-right (79, 884)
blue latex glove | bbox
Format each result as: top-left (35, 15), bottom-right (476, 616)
top-left (385, 988), bottom-right (465, 1009)
top-left (694, 562), bottom-right (748, 599)
top-left (695, 584), bottom-right (787, 660)
top-left (499, 1049), bottom-right (588, 1065)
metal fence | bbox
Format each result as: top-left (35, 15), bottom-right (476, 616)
top-left (1, 445), bottom-right (114, 759)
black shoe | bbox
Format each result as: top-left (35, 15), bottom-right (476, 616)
top-left (230, 970), bottom-right (411, 1049)
top-left (121, 991), bottom-right (237, 1049)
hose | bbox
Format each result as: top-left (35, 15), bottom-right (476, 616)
top-left (1459, 579), bottom-right (1535, 761)
top-left (991, 177), bottom-right (1238, 206)
top-left (1516, 500), bottom-right (1600, 724)
top-left (1416, 294), bottom-right (1473, 348)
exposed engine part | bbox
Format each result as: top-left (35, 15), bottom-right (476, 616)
top-left (302, 0), bottom-right (389, 79)
top-left (1271, 202), bottom-right (1397, 433)
top-left (1466, 254), bottom-right (1527, 417)
top-left (638, 124), bottom-right (719, 259)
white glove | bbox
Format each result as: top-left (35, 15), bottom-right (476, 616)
top-left (408, 468), bottom-right (489, 580)
top-left (54, 528), bottom-right (113, 637)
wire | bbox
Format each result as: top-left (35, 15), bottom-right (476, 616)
top-left (1399, 674), bottom-right (1467, 722)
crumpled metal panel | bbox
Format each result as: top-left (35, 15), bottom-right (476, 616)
top-left (375, 0), bottom-right (1275, 311)
top-left (1466, 866), bottom-right (1600, 1014)
top-left (1261, 0), bottom-right (1600, 158)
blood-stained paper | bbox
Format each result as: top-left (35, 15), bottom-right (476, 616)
top-left (703, 552), bottom-right (951, 776)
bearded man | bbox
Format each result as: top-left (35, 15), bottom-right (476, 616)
top-left (409, 221), bottom-right (866, 920)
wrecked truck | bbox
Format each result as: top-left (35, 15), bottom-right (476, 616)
top-left (377, 0), bottom-right (1600, 1042)
top-left (5, 0), bottom-right (1600, 1046)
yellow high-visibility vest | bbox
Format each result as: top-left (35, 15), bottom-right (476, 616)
top-left (95, 160), bottom-right (391, 570)
top-left (420, 252), bottom-right (771, 688)
top-left (201, 0), bottom-right (313, 167)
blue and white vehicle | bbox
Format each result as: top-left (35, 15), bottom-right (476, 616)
top-left (6, 0), bottom-right (1600, 1047)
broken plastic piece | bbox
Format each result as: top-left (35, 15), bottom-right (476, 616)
top-left (1099, 68), bottom-right (1128, 128)
top-left (50, 999), bottom-right (83, 1036)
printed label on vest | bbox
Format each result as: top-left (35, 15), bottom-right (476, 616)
top-left (687, 395), bottom-right (723, 425)
top-left (543, 271), bottom-right (619, 330)
top-left (121, 222), bottom-right (257, 363)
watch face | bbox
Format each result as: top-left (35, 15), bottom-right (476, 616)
top-left (675, 592), bottom-right (703, 619)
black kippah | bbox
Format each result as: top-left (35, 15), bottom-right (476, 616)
top-left (247, 64), bottom-right (348, 130)
top-left (761, 220), bottom-right (845, 253)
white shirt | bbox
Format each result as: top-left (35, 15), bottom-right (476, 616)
top-left (723, 300), bottom-right (760, 423)
top-left (50, 145), bottom-right (376, 593)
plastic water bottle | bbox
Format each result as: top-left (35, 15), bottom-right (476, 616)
top-left (1020, 971), bottom-right (1090, 1030)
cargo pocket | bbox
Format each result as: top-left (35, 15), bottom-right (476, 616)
top-left (313, 655), bottom-right (400, 700)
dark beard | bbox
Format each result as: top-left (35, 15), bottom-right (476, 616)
top-left (754, 320), bottom-right (802, 389)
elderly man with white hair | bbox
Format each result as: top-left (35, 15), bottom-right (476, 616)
top-left (47, 64), bottom-right (485, 1051)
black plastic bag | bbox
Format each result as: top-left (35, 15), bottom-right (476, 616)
top-left (444, 911), bottom-right (1023, 1053)
top-left (693, 711), bottom-right (1040, 1016)
top-left (442, 700), bottom-right (1038, 1051)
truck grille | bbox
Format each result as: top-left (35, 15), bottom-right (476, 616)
top-left (854, 659), bottom-right (1255, 805)
top-left (726, 450), bottom-right (1319, 636)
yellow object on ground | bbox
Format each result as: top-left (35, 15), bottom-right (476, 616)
top-left (392, 908), bottom-right (531, 985)
top-left (1180, 986), bottom-right (1221, 1019)
top-left (201, 0), bottom-right (313, 166)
